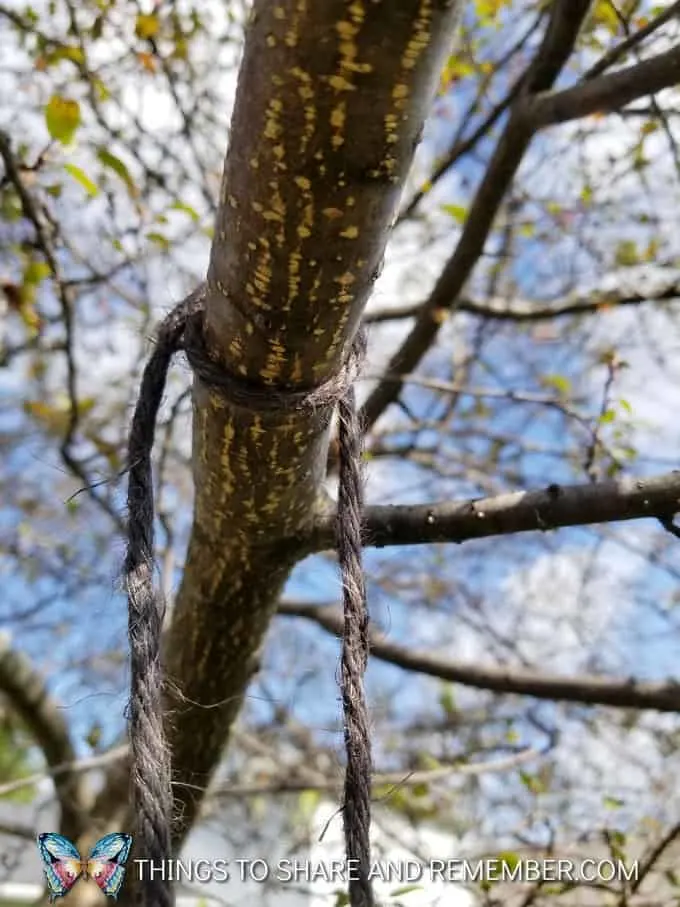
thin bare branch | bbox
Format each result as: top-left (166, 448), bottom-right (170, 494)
top-left (207, 749), bottom-right (540, 800)
top-left (364, 282), bottom-right (680, 324)
top-left (279, 602), bottom-right (680, 713)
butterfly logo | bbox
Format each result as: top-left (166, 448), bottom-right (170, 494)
top-left (36, 832), bottom-right (133, 901)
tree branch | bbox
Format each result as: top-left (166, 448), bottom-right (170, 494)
top-left (0, 635), bottom-right (89, 839)
top-left (524, 45), bottom-right (680, 130)
top-left (309, 470), bottom-right (680, 550)
top-left (278, 602), bottom-right (680, 713)
top-left (365, 281), bottom-right (680, 324)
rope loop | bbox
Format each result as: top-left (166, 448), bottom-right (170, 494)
top-left (125, 286), bottom-right (372, 907)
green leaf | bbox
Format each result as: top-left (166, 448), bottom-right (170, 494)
top-left (633, 145), bottom-right (649, 171)
top-left (390, 885), bottom-right (424, 897)
top-left (171, 200), bottom-right (200, 222)
top-left (543, 373), bottom-right (571, 395)
top-left (297, 788), bottom-right (321, 819)
top-left (441, 203), bottom-right (467, 223)
top-left (646, 237), bottom-right (660, 261)
top-left (23, 260), bottom-right (51, 284)
top-left (599, 409), bottom-right (616, 425)
top-left (146, 231), bottom-right (170, 249)
top-left (0, 187), bottom-right (23, 220)
top-left (85, 723), bottom-right (102, 749)
top-left (418, 753), bottom-right (441, 770)
top-left (439, 685), bottom-right (457, 715)
top-left (94, 77), bottom-right (111, 102)
top-left (64, 163), bottom-right (99, 197)
top-left (497, 851), bottom-right (520, 871)
top-left (614, 444), bottom-right (637, 462)
top-left (607, 829), bottom-right (627, 861)
top-left (96, 147), bottom-right (137, 197)
top-left (604, 795), bottom-right (624, 809)
top-left (45, 95), bottom-right (81, 144)
top-left (665, 869), bottom-right (679, 888)
top-left (46, 45), bottom-right (85, 66)
top-left (0, 718), bottom-right (36, 803)
top-left (614, 240), bottom-right (638, 267)
top-left (519, 769), bottom-right (546, 794)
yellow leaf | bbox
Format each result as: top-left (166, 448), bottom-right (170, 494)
top-left (135, 13), bottom-right (160, 39)
top-left (45, 96), bottom-right (81, 144)
top-left (592, 0), bottom-right (621, 33)
top-left (475, 0), bottom-right (505, 22)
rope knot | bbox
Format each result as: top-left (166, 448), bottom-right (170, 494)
top-left (181, 290), bottom-right (366, 417)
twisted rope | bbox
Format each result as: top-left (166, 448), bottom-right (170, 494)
top-left (337, 369), bottom-right (373, 907)
top-left (125, 287), bottom-right (373, 907)
top-left (125, 293), bottom-right (199, 907)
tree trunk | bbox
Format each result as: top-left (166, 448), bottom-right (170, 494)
top-left (135, 0), bottom-right (463, 845)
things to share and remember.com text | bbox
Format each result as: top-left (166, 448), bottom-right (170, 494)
top-left (134, 858), bottom-right (639, 885)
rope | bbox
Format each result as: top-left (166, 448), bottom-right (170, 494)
top-left (337, 373), bottom-right (373, 907)
top-left (125, 286), bottom-right (373, 907)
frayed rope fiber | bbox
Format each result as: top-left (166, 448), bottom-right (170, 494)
top-left (125, 285), bottom-right (373, 907)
